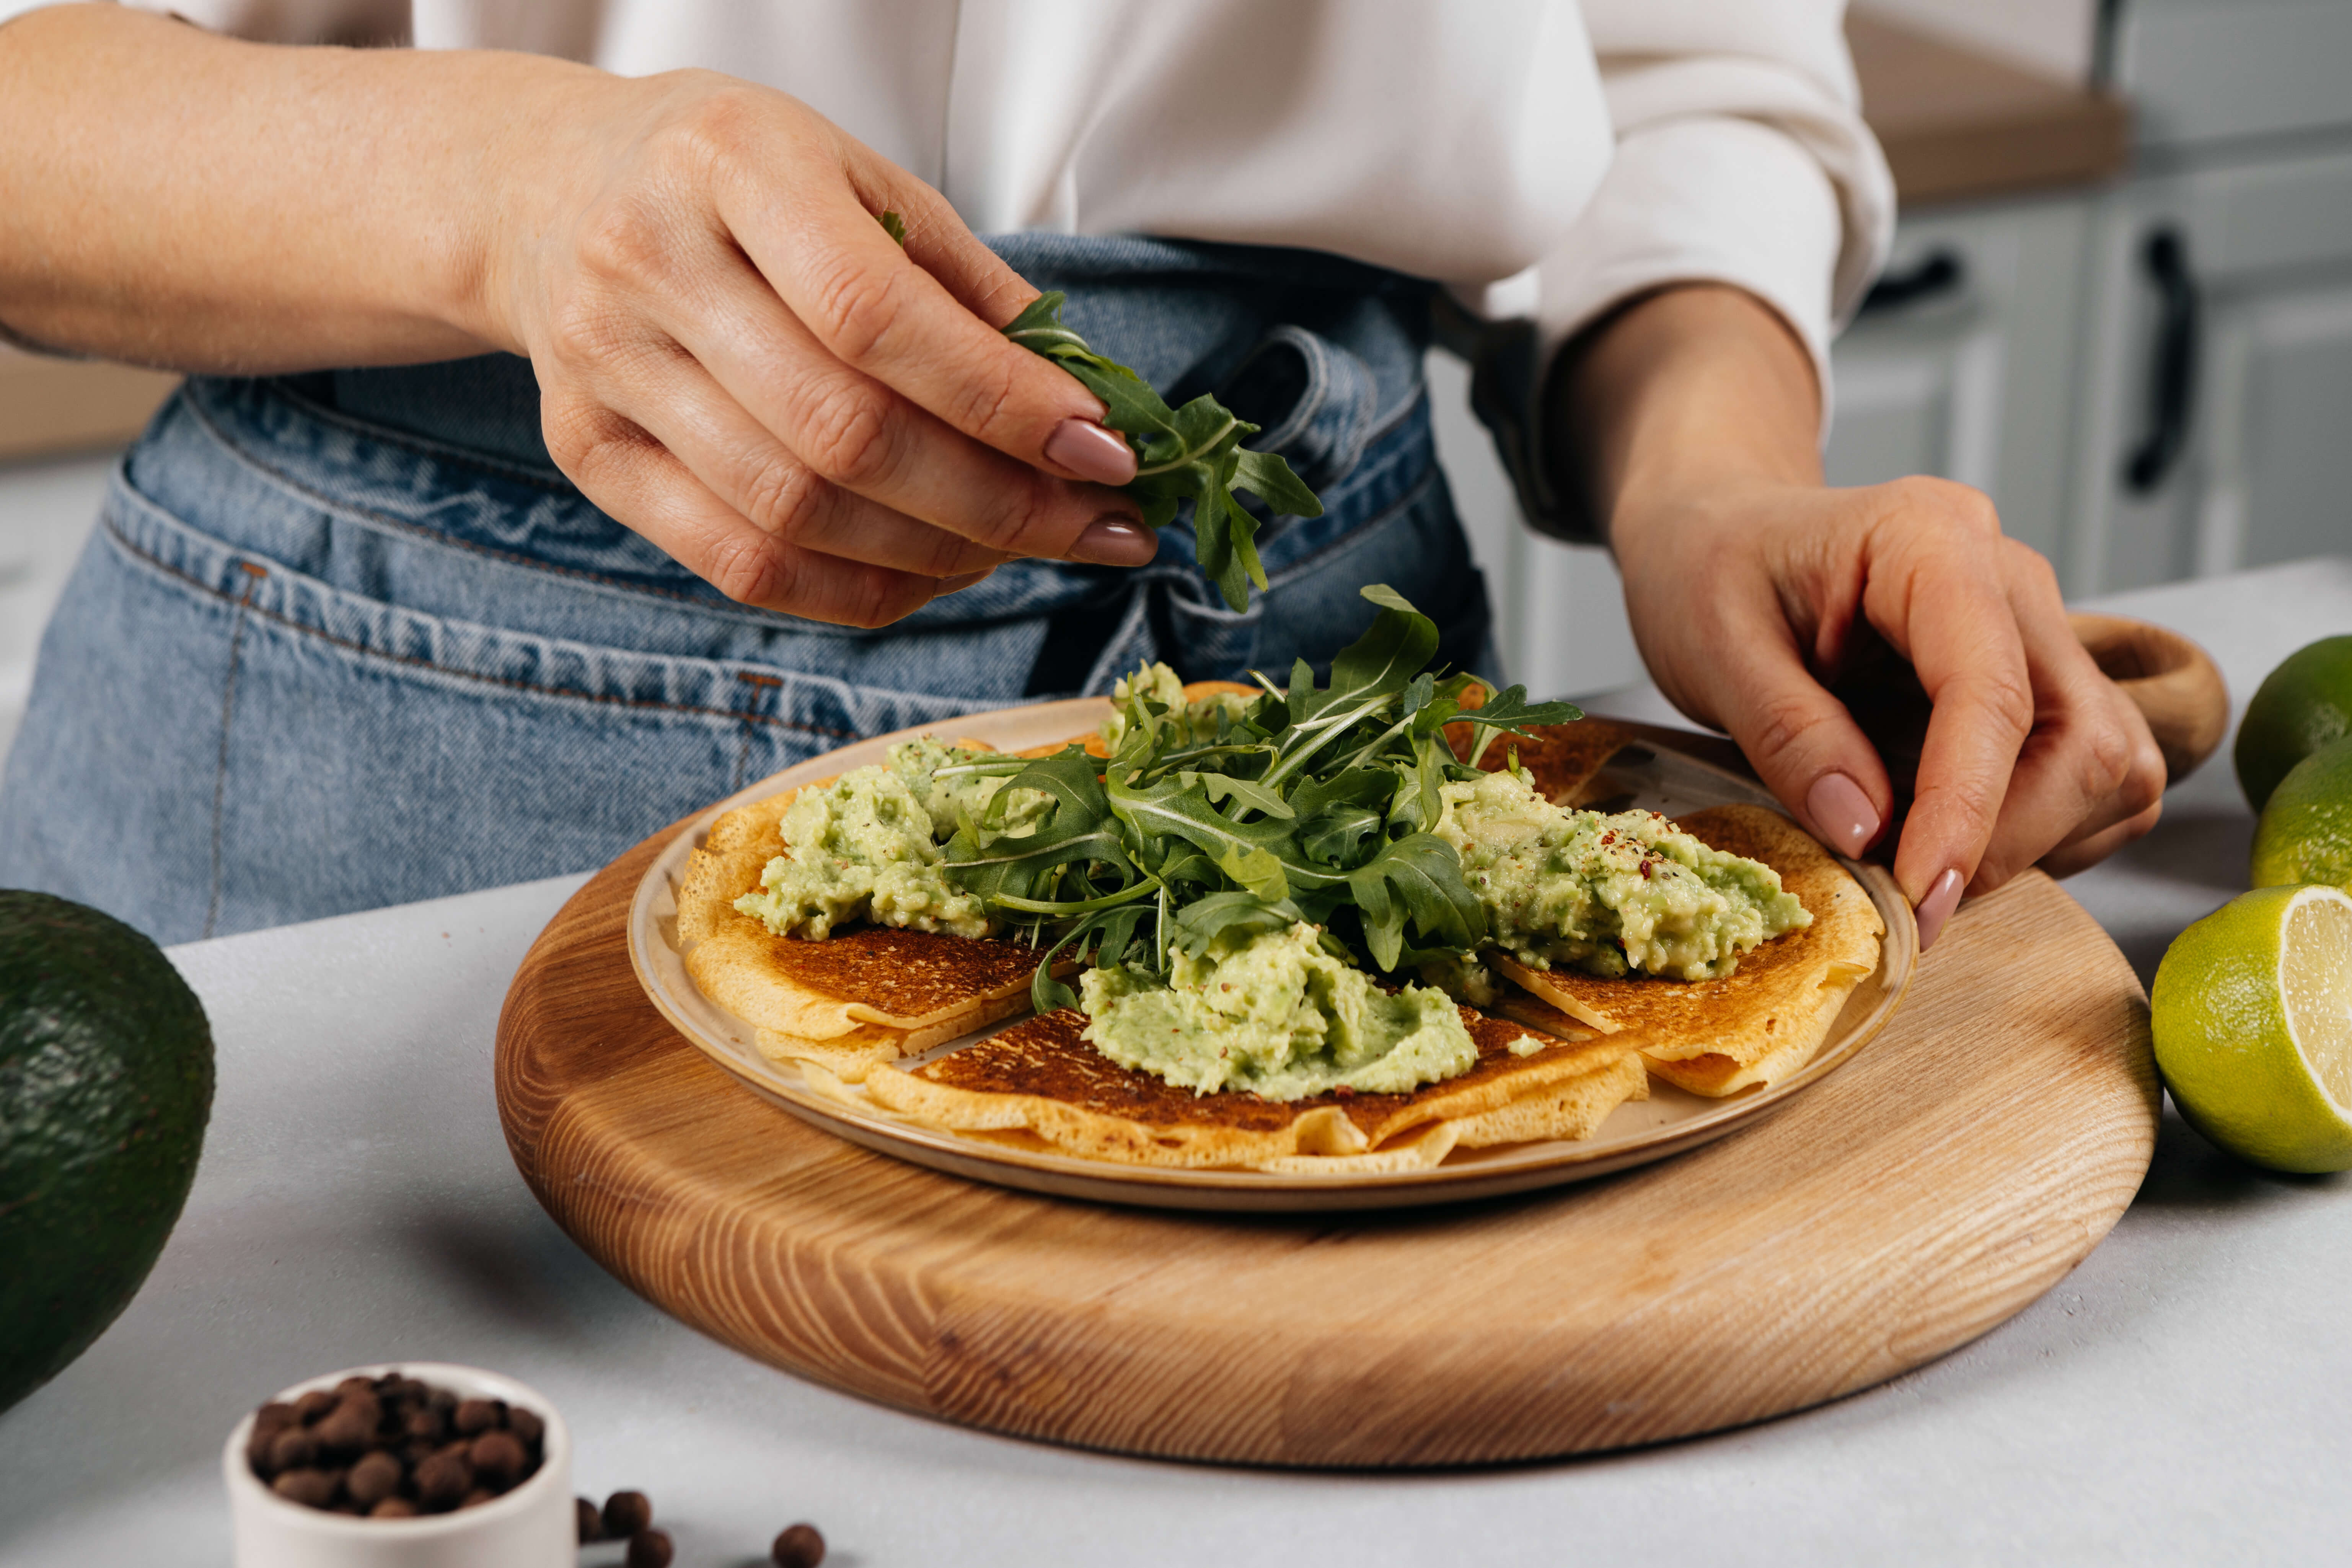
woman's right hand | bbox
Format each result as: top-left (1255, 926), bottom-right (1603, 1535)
top-left (465, 68), bottom-right (1153, 626)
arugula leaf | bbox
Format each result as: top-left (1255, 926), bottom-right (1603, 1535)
top-left (1346, 833), bottom-right (1487, 971)
top-left (1002, 292), bottom-right (1322, 610)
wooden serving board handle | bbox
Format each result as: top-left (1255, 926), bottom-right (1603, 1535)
top-left (2068, 612), bottom-right (2231, 783)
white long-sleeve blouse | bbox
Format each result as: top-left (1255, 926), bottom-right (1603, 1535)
top-left (32, 0), bottom-right (1893, 427)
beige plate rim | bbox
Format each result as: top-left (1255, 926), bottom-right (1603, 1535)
top-left (625, 698), bottom-right (1919, 1213)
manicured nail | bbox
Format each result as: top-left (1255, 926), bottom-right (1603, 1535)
top-left (1805, 772), bottom-right (1882, 857)
top-left (1915, 867), bottom-right (1965, 953)
top-left (1043, 419), bottom-right (1138, 486)
top-left (1067, 516), bottom-right (1157, 567)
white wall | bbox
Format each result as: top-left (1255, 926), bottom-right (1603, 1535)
top-left (1863, 0), bottom-right (2101, 84)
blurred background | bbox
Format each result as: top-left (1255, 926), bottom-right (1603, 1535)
top-left (4, 0), bottom-right (2349, 762)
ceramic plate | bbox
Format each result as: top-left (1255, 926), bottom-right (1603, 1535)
top-left (627, 700), bottom-right (1917, 1212)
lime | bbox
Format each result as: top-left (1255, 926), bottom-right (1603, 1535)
top-left (2152, 883), bottom-right (2352, 1173)
top-left (2235, 634), bottom-right (2352, 812)
top-left (2253, 736), bottom-right (2352, 891)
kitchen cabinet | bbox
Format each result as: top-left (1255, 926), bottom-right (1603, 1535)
top-left (2069, 136), bottom-right (2352, 593)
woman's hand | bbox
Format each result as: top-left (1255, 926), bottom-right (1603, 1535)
top-left (1557, 285), bottom-right (2165, 949)
top-left (0, 8), bottom-right (1152, 628)
top-left (471, 69), bottom-right (1154, 627)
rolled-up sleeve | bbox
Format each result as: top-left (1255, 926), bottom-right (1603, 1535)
top-left (1477, 1), bottom-right (1894, 538)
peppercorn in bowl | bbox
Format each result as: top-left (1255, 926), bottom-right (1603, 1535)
top-left (222, 1362), bottom-right (574, 1567)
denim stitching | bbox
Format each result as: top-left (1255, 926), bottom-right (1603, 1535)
top-left (104, 515), bottom-right (859, 740)
top-left (257, 377), bottom-right (575, 491)
top-left (177, 391), bottom-right (753, 615)
top-left (202, 565), bottom-right (265, 940)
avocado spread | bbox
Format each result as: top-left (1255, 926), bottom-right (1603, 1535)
top-left (1099, 661), bottom-right (1251, 751)
top-left (1078, 922), bottom-right (1479, 1100)
top-left (733, 738), bottom-right (1041, 940)
top-left (1436, 768), bottom-right (1810, 980)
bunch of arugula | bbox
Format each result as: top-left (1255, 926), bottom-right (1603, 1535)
top-left (1001, 292), bottom-right (1322, 611)
top-left (872, 209), bottom-right (1320, 611)
top-left (929, 585), bottom-right (1582, 1014)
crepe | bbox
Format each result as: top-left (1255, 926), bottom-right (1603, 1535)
top-left (861, 1006), bottom-right (1647, 1171)
top-left (676, 774), bottom-right (1064, 1081)
top-left (1484, 804), bottom-right (1883, 1097)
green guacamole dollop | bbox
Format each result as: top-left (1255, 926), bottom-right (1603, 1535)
top-left (1098, 661), bottom-right (1252, 752)
top-left (1077, 922), bottom-right (1478, 1100)
top-left (1435, 769), bottom-right (1810, 981)
top-left (732, 738), bottom-right (1041, 940)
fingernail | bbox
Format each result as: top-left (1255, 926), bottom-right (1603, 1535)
top-left (1805, 772), bottom-right (1882, 857)
top-left (1914, 867), bottom-right (1965, 954)
top-left (1044, 419), bottom-right (1138, 486)
top-left (1067, 515), bottom-right (1157, 567)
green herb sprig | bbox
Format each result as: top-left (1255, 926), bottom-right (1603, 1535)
top-left (933, 584), bottom-right (1582, 1012)
top-left (999, 292), bottom-right (1322, 611)
top-left (874, 209), bottom-right (1322, 611)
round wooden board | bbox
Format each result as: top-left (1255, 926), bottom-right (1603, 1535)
top-left (496, 742), bottom-right (2159, 1469)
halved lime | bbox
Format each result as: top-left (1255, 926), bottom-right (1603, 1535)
top-left (2151, 883), bottom-right (2352, 1173)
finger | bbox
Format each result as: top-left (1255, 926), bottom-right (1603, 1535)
top-left (583, 333), bottom-right (1019, 579)
top-left (714, 154), bottom-right (1141, 487)
top-left (541, 399), bottom-right (947, 628)
top-left (1669, 601), bottom-right (1895, 862)
top-left (2041, 797), bottom-right (2163, 879)
top-left (1871, 538), bottom-right (2033, 911)
top-left (1967, 549), bottom-right (2168, 889)
top-left (642, 256), bottom-right (1156, 564)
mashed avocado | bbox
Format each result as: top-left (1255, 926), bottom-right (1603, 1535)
top-left (1436, 769), bottom-right (1810, 980)
top-left (734, 737), bottom-right (1039, 940)
top-left (1099, 661), bottom-right (1252, 752)
top-left (1078, 922), bottom-right (1478, 1100)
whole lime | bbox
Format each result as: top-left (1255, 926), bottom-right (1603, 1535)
top-left (2253, 736), bottom-right (2352, 891)
top-left (2235, 634), bottom-right (2352, 812)
top-left (2152, 883), bottom-right (2352, 1173)
top-left (0, 890), bottom-right (214, 1413)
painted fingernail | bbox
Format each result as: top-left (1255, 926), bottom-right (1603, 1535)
top-left (1043, 419), bottom-right (1138, 486)
top-left (1067, 515), bottom-right (1157, 567)
top-left (1805, 772), bottom-right (1882, 857)
top-left (1915, 867), bottom-right (1965, 953)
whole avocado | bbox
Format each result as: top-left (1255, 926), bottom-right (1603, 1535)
top-left (0, 890), bottom-right (213, 1413)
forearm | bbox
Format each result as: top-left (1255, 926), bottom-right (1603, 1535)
top-left (1545, 283), bottom-right (1823, 560)
top-left (0, 4), bottom-right (578, 372)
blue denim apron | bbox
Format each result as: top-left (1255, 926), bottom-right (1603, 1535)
top-left (0, 235), bottom-right (1491, 942)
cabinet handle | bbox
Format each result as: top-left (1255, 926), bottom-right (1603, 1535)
top-left (2123, 227), bottom-right (2200, 495)
top-left (1857, 249), bottom-right (1966, 316)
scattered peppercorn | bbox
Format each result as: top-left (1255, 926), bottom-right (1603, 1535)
top-left (603, 1490), bottom-right (655, 1539)
top-left (577, 1497), bottom-right (605, 1543)
top-left (626, 1527), bottom-right (675, 1568)
top-left (773, 1521), bottom-right (827, 1567)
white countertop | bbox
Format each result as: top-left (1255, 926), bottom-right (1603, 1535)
top-left (4, 557), bottom-right (2349, 1567)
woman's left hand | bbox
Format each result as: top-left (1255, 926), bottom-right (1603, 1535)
top-left (1557, 284), bottom-right (2166, 949)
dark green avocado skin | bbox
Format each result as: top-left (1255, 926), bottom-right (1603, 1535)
top-left (0, 890), bottom-right (213, 1414)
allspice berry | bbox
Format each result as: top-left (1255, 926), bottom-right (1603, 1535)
top-left (345, 1451), bottom-right (403, 1509)
top-left (772, 1522), bottom-right (827, 1568)
top-left (271, 1469), bottom-right (337, 1509)
top-left (267, 1428), bottom-right (319, 1475)
top-left (413, 1451), bottom-right (472, 1512)
top-left (451, 1398), bottom-right (504, 1437)
top-left (370, 1497), bottom-right (418, 1520)
top-left (576, 1497), bottom-right (605, 1543)
top-left (602, 1490), bottom-right (654, 1539)
top-left (468, 1429), bottom-right (527, 1490)
top-left (626, 1527), bottom-right (675, 1568)
top-left (315, 1392), bottom-right (380, 1455)
top-left (293, 1389), bottom-right (339, 1425)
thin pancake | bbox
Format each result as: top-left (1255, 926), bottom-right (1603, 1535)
top-left (676, 771), bottom-right (1063, 1081)
top-left (861, 1007), bottom-right (1647, 1170)
top-left (1488, 803), bottom-right (1883, 1097)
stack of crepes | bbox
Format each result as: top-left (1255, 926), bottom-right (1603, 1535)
top-left (675, 712), bottom-right (1884, 1174)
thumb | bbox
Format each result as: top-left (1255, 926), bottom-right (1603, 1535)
top-left (1690, 628), bottom-right (1894, 863)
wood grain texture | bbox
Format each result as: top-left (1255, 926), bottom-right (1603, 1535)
top-left (496, 732), bottom-right (2160, 1468)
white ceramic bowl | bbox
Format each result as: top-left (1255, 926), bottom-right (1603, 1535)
top-left (223, 1362), bottom-right (573, 1568)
